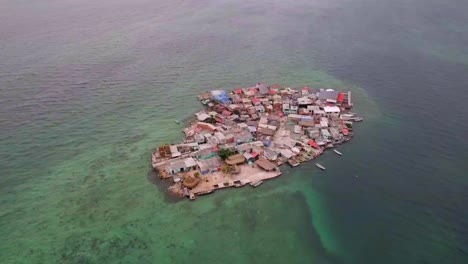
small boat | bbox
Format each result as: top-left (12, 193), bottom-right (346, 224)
top-left (333, 149), bottom-right (342, 156)
top-left (353, 117), bottom-right (364, 122)
top-left (250, 181), bottom-right (263, 187)
top-left (174, 120), bottom-right (180, 124)
top-left (315, 163), bottom-right (326, 170)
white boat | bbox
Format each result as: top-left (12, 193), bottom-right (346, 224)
top-left (250, 180), bottom-right (263, 187)
top-left (174, 120), bottom-right (180, 124)
top-left (333, 149), bottom-right (342, 156)
top-left (315, 163), bottom-right (326, 170)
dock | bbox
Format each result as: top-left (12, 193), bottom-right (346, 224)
top-left (189, 165), bottom-right (281, 195)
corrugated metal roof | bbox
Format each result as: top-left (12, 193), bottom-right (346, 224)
top-left (318, 90), bottom-right (339, 100)
top-left (258, 84), bottom-right (269, 94)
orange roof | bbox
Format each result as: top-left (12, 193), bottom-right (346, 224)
top-left (255, 157), bottom-right (276, 171)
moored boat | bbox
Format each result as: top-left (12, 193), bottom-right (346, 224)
top-left (315, 163), bottom-right (326, 170)
top-left (333, 149), bottom-right (342, 156)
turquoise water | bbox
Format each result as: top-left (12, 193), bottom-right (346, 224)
top-left (1, 0), bottom-right (467, 263)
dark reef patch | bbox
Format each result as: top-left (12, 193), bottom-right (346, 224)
top-left (146, 168), bottom-right (184, 204)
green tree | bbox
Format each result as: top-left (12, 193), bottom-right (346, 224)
top-left (206, 116), bottom-right (217, 124)
top-left (218, 149), bottom-right (236, 160)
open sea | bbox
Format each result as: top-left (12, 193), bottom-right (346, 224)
top-left (1, 0), bottom-right (467, 263)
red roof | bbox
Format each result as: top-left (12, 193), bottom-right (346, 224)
top-left (249, 87), bottom-right (258, 92)
top-left (251, 152), bottom-right (259, 158)
top-left (342, 128), bottom-right (349, 135)
top-left (222, 110), bottom-right (232, 116)
top-left (235, 88), bottom-right (243, 94)
top-left (268, 90), bottom-right (277, 95)
top-left (308, 140), bottom-right (319, 149)
top-left (251, 98), bottom-right (261, 105)
top-left (337, 93), bottom-right (345, 103)
top-left (271, 84), bottom-right (280, 89)
top-left (302, 86), bottom-right (310, 91)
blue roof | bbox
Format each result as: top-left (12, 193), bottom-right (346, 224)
top-left (210, 90), bottom-right (231, 104)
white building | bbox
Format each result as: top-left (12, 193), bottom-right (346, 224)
top-left (195, 112), bottom-right (211, 121)
top-left (294, 125), bottom-right (302, 134)
top-left (320, 117), bottom-right (329, 128)
top-left (214, 131), bottom-right (226, 144)
top-left (170, 145), bottom-right (181, 157)
top-left (313, 110), bottom-right (325, 117)
top-left (321, 129), bottom-right (332, 140)
top-left (297, 97), bottom-right (313, 105)
top-left (280, 149), bottom-right (294, 159)
top-left (323, 106), bottom-right (341, 117)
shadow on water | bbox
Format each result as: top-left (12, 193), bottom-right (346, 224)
top-left (146, 168), bottom-right (184, 204)
top-left (181, 188), bottom-right (343, 264)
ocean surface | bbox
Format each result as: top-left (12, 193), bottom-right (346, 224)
top-left (1, 0), bottom-right (467, 263)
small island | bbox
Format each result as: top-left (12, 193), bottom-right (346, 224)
top-left (151, 83), bottom-right (362, 200)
